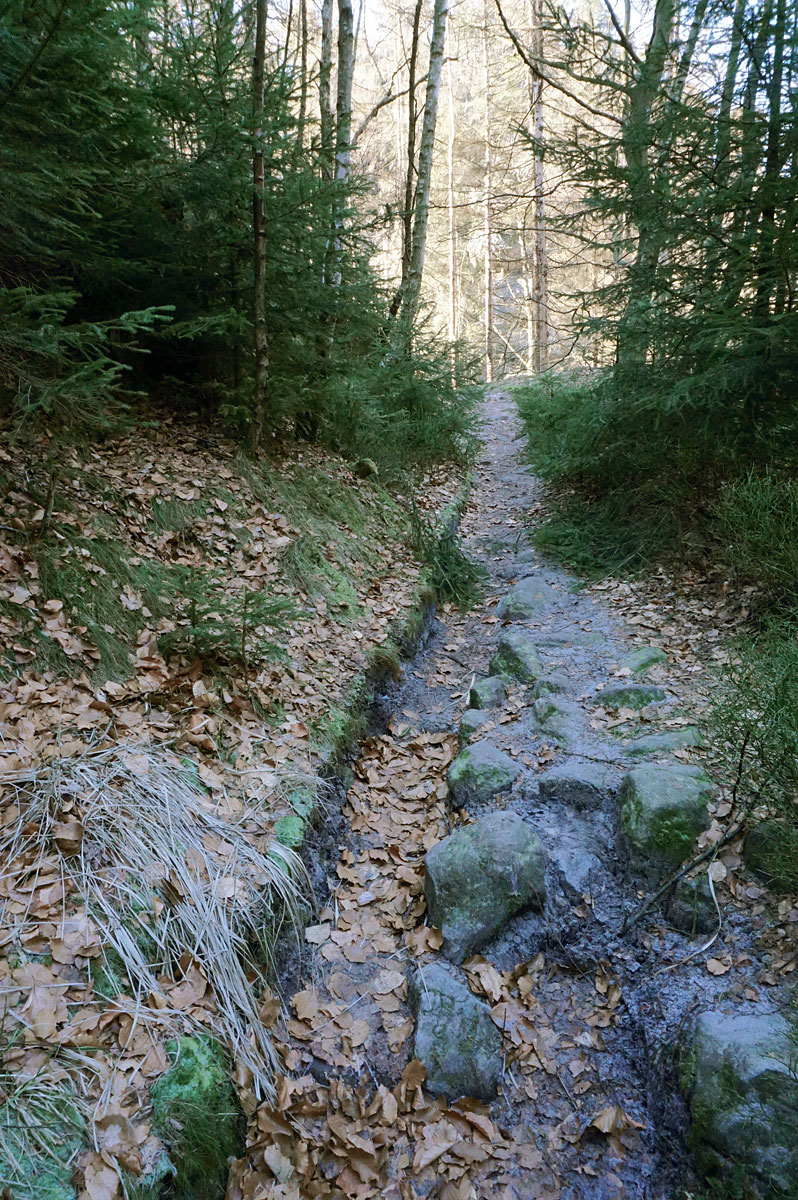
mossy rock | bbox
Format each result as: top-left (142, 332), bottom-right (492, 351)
top-left (468, 675), bottom-right (506, 710)
top-left (669, 874), bottom-right (716, 936)
top-left (410, 963), bottom-right (502, 1101)
top-left (619, 764), bottom-right (714, 878)
top-left (275, 814), bottom-right (305, 849)
top-left (622, 646), bottom-right (668, 675)
top-left (497, 574), bottom-right (555, 620)
top-left (459, 708), bottom-right (490, 742)
top-left (533, 673), bottom-right (568, 697)
top-left (489, 630), bottom-right (543, 683)
top-left (685, 1011), bottom-right (798, 1196)
top-left (447, 741), bottom-right (520, 808)
top-left (595, 683), bottom-right (666, 709)
top-left (532, 696), bottom-right (583, 746)
top-left (151, 1036), bottom-right (244, 1200)
top-left (425, 811), bottom-right (546, 961)
top-left (625, 727), bottom-right (703, 756)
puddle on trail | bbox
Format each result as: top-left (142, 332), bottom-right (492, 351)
top-left (232, 390), bottom-right (785, 1200)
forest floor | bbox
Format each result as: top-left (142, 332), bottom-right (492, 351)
top-left (0, 393), bottom-right (796, 1200)
top-left (229, 388), bottom-right (798, 1200)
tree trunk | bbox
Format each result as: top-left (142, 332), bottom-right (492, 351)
top-left (616, 0), bottom-right (677, 367)
top-left (446, 54), bottom-right (457, 348)
top-left (297, 0), bottom-right (308, 150)
top-left (754, 0), bottom-right (785, 317)
top-left (319, 0), bottom-right (334, 182)
top-left (529, 0), bottom-right (548, 372)
top-left (334, 0), bottom-right (355, 185)
top-left (482, 0), bottom-right (495, 381)
top-left (397, 0), bottom-right (450, 335)
top-left (390, 0), bottom-right (423, 318)
top-left (250, 0), bottom-right (268, 451)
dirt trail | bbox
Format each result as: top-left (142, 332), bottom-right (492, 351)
top-left (231, 388), bottom-right (780, 1200)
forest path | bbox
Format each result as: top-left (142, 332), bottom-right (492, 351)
top-left (230, 388), bottom-right (766, 1200)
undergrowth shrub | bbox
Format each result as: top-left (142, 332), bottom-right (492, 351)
top-left (715, 470), bottom-right (798, 599)
top-left (410, 512), bottom-right (486, 608)
top-left (321, 339), bottom-right (481, 482)
top-left (159, 569), bottom-right (291, 670)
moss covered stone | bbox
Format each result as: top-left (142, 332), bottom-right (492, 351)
top-left (497, 574), bottom-right (555, 620)
top-left (619, 764), bottom-right (713, 877)
top-left (151, 1036), bottom-right (243, 1200)
top-left (625, 727), bottom-right (702, 756)
top-left (622, 646), bottom-right (668, 674)
top-left (275, 814), bottom-right (305, 849)
top-left (685, 1010), bottom-right (798, 1196)
top-left (410, 963), bottom-right (502, 1100)
top-left (595, 683), bottom-right (666, 709)
top-left (669, 874), bottom-right (716, 936)
top-left (459, 708), bottom-right (490, 741)
top-left (447, 741), bottom-right (520, 808)
top-left (532, 696), bottom-right (583, 746)
top-left (533, 673), bottom-right (568, 697)
top-left (468, 675), bottom-right (506, 710)
top-left (425, 811), bottom-right (546, 960)
top-left (489, 630), bottom-right (543, 683)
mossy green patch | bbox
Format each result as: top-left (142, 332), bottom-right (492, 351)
top-left (151, 1036), bottom-right (243, 1200)
top-left (275, 814), bottom-right (305, 849)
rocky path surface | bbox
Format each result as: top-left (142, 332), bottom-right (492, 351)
top-left (230, 389), bottom-right (797, 1200)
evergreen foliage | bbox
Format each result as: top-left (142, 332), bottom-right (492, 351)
top-left (0, 0), bottom-right (476, 465)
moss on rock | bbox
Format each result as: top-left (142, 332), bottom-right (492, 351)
top-left (275, 814), bottom-right (305, 849)
top-left (151, 1036), bottom-right (243, 1200)
top-left (619, 764), bottom-right (713, 878)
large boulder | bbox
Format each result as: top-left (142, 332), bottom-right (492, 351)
top-left (469, 675), bottom-right (506, 710)
top-left (425, 811), bottom-right (546, 961)
top-left (447, 741), bottom-right (520, 808)
top-left (489, 630), bottom-right (544, 683)
top-left (743, 820), bottom-right (797, 894)
top-left (619, 764), bottom-right (713, 877)
top-left (538, 760), bottom-right (614, 811)
top-left (685, 1011), bottom-right (798, 1196)
top-left (410, 963), bottom-right (502, 1100)
top-left (498, 574), bottom-right (555, 620)
top-left (595, 683), bottom-right (666, 709)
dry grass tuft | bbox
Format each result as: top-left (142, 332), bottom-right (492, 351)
top-left (0, 744), bottom-right (308, 1099)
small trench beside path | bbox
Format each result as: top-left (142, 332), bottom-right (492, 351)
top-left (229, 388), bottom-right (794, 1200)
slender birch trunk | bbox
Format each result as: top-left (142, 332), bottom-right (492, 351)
top-left (390, 0), bottom-right (423, 318)
top-left (397, 0), bottom-right (450, 335)
top-left (250, 0), bottom-right (268, 450)
top-left (529, 0), bottom-right (548, 371)
top-left (446, 55), bottom-right (457, 348)
top-left (334, 0), bottom-right (355, 185)
top-left (482, 0), bottom-right (495, 381)
top-left (319, 0), bottom-right (334, 183)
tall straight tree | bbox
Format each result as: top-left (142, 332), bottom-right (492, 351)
top-left (397, 0), bottom-right (450, 336)
top-left (528, 0), bottom-right (548, 371)
top-left (482, 0), bottom-right (495, 381)
top-left (251, 0), bottom-right (269, 449)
